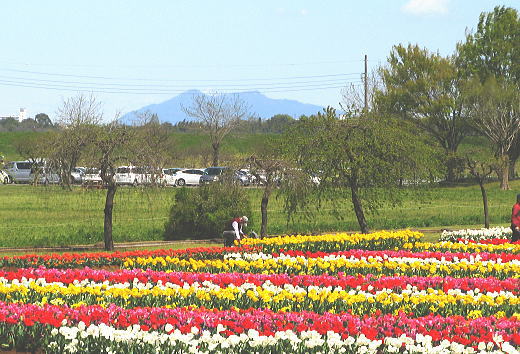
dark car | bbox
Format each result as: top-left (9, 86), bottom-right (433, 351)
top-left (199, 167), bottom-right (227, 184)
top-left (200, 167), bottom-right (250, 186)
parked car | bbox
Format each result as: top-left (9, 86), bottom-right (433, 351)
top-left (31, 167), bottom-right (61, 185)
top-left (243, 169), bottom-right (267, 185)
top-left (4, 160), bottom-right (34, 183)
top-left (234, 169), bottom-right (251, 186)
top-left (115, 166), bottom-right (145, 186)
top-left (172, 168), bottom-right (205, 186)
top-left (200, 167), bottom-right (250, 186)
top-left (83, 168), bottom-right (103, 186)
top-left (199, 167), bottom-right (227, 185)
top-left (0, 169), bottom-right (10, 184)
top-left (161, 168), bottom-right (183, 186)
top-left (71, 167), bottom-right (86, 184)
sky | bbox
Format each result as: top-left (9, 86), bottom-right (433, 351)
top-left (0, 0), bottom-right (518, 121)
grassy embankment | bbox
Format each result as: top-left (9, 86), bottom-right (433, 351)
top-left (0, 131), bottom-right (271, 162)
top-left (0, 180), bottom-right (517, 249)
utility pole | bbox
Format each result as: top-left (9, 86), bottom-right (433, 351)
top-left (364, 54), bottom-right (368, 112)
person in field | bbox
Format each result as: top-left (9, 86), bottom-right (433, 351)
top-left (222, 216), bottom-right (248, 247)
top-left (511, 194), bottom-right (520, 242)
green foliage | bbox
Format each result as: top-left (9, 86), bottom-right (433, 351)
top-left (164, 182), bottom-right (252, 240)
top-left (376, 44), bottom-right (469, 154)
top-left (282, 107), bottom-right (442, 231)
top-left (457, 6), bottom-right (520, 84)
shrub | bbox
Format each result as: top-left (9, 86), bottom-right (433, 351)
top-left (164, 182), bottom-right (252, 240)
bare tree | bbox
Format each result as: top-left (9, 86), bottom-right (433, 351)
top-left (133, 111), bottom-right (176, 185)
top-left (466, 78), bottom-right (520, 190)
top-left (84, 121), bottom-right (134, 251)
top-left (182, 92), bottom-right (249, 166)
top-left (247, 155), bottom-right (285, 238)
top-left (465, 154), bottom-right (495, 228)
top-left (54, 93), bottom-right (102, 189)
top-left (340, 69), bottom-right (382, 115)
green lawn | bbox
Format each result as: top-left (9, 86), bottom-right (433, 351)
top-left (0, 179), bottom-right (517, 248)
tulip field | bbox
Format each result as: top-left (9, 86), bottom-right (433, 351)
top-left (0, 230), bottom-right (519, 353)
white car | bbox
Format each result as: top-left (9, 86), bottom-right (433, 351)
top-left (71, 167), bottom-right (86, 184)
top-left (161, 168), bottom-right (182, 186)
top-left (115, 166), bottom-right (147, 186)
top-left (83, 168), bottom-right (103, 186)
top-left (172, 168), bottom-right (205, 186)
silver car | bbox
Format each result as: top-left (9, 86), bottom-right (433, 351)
top-left (4, 161), bottom-right (33, 183)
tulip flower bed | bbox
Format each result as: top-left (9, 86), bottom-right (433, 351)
top-left (0, 230), bottom-right (519, 353)
top-left (440, 227), bottom-right (513, 243)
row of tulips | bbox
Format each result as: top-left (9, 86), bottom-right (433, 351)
top-left (0, 246), bottom-right (253, 269)
top-left (0, 277), bottom-right (517, 317)
top-left (122, 254), bottom-right (519, 279)
top-left (405, 241), bottom-right (520, 254)
top-left (440, 227), bottom-right (512, 242)
top-left (35, 323), bottom-right (520, 353)
top-left (459, 239), bottom-right (520, 245)
top-left (1, 268), bottom-right (517, 293)
top-left (0, 302), bottom-right (518, 352)
top-left (270, 249), bottom-right (520, 262)
top-left (240, 230), bottom-right (423, 252)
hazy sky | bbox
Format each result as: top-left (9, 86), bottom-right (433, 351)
top-left (0, 0), bottom-right (517, 121)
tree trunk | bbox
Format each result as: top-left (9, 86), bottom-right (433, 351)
top-left (212, 142), bottom-right (220, 166)
top-left (350, 181), bottom-right (369, 234)
top-left (445, 153), bottom-right (459, 183)
top-left (508, 157), bottom-right (517, 180)
top-left (103, 184), bottom-right (117, 251)
top-left (260, 187), bottom-right (272, 238)
top-left (479, 180), bottom-right (490, 228)
top-left (499, 156), bottom-right (510, 190)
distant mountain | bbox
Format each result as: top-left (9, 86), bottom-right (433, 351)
top-left (120, 90), bottom-right (324, 124)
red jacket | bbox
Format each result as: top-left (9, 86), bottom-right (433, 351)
top-left (511, 203), bottom-right (520, 228)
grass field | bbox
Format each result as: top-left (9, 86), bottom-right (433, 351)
top-left (0, 179), bottom-right (518, 248)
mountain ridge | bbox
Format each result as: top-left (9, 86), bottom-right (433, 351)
top-left (120, 90), bottom-right (324, 124)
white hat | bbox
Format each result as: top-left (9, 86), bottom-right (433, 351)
top-left (242, 216), bottom-right (248, 224)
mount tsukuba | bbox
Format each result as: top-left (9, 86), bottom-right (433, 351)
top-left (120, 90), bottom-right (324, 124)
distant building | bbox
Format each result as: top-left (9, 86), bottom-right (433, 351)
top-left (19, 108), bottom-right (27, 122)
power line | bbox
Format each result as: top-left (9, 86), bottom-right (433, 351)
top-left (0, 68), bottom-right (362, 82)
top-left (0, 80), bottom-right (357, 94)
top-left (0, 58), bottom-right (365, 70)
top-left (0, 74), bottom-right (362, 89)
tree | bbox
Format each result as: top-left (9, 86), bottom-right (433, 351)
top-left (465, 151), bottom-right (495, 228)
top-left (457, 6), bottom-right (519, 85)
top-left (376, 44), bottom-right (470, 181)
top-left (133, 111), bottom-right (176, 185)
top-left (54, 93), bottom-right (102, 189)
top-left (457, 6), bottom-right (520, 181)
top-left (84, 122), bottom-right (133, 250)
top-left (34, 113), bottom-right (53, 128)
top-left (285, 107), bottom-right (439, 233)
top-left (182, 92), bottom-right (249, 166)
top-left (465, 78), bottom-right (520, 190)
